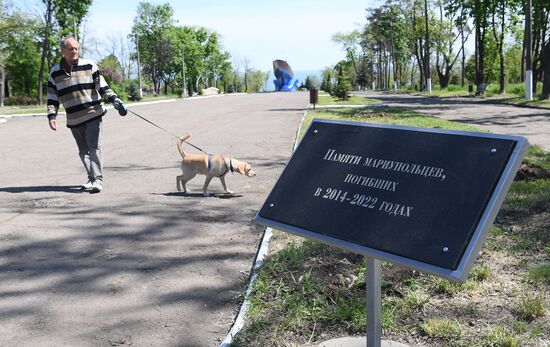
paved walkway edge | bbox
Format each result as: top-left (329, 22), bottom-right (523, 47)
top-left (219, 107), bottom-right (309, 346)
top-left (0, 94), bottom-right (247, 120)
top-left (218, 227), bottom-right (273, 347)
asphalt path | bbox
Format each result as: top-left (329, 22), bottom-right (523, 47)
top-left (355, 91), bottom-right (550, 150)
top-left (0, 92), bottom-right (308, 346)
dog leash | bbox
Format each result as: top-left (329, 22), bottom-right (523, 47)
top-left (127, 109), bottom-right (209, 154)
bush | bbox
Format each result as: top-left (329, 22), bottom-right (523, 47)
top-left (447, 84), bottom-right (465, 92)
top-left (3, 96), bottom-right (37, 106)
top-left (128, 83), bottom-right (142, 101)
top-left (507, 83), bottom-right (525, 96)
top-left (116, 91), bottom-right (128, 101)
top-left (334, 68), bottom-right (352, 100)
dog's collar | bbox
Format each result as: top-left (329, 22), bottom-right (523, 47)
top-left (224, 157), bottom-right (235, 174)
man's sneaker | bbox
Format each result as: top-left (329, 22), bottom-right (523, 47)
top-left (81, 180), bottom-right (93, 190)
top-left (90, 180), bottom-right (103, 193)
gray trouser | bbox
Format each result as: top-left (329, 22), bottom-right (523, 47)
top-left (70, 117), bottom-right (103, 182)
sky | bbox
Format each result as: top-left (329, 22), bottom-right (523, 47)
top-left (25, 0), bottom-right (372, 72)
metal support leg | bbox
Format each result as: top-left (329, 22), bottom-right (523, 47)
top-left (366, 257), bottom-right (381, 347)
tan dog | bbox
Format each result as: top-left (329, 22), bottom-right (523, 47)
top-left (176, 134), bottom-right (256, 196)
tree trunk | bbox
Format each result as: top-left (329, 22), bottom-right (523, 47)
top-left (521, 32), bottom-right (526, 82)
top-left (540, 42), bottom-right (550, 99)
top-left (0, 65), bottom-right (4, 107)
top-left (492, 0), bottom-right (506, 94)
top-left (38, 0), bottom-right (53, 105)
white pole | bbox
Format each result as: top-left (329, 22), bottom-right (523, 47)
top-left (526, 70), bottom-right (533, 100)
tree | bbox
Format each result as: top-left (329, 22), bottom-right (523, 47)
top-left (320, 70), bottom-right (334, 94)
top-left (356, 60), bottom-right (370, 90)
top-left (37, 0), bottom-right (54, 104)
top-left (433, 0), bottom-right (469, 88)
top-left (540, 42), bottom-right (550, 99)
top-left (53, 0), bottom-right (92, 39)
top-left (246, 69), bottom-right (268, 92)
top-left (5, 18), bottom-right (41, 96)
top-left (98, 54), bottom-right (123, 87)
top-left (0, 1), bottom-right (28, 106)
top-left (470, 0), bottom-right (491, 90)
top-left (105, 32), bottom-right (134, 80)
top-left (303, 75), bottom-right (320, 90)
top-left (131, 2), bottom-right (175, 94)
top-left (332, 30), bottom-right (362, 76)
top-left (334, 66), bottom-right (352, 100)
top-left (529, 0), bottom-right (550, 94)
top-left (363, 3), bottom-right (412, 91)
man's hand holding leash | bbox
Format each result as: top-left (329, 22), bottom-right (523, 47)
top-left (113, 97), bottom-right (127, 116)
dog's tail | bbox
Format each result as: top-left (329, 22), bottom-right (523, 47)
top-left (177, 133), bottom-right (192, 159)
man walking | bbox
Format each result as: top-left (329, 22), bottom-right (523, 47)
top-left (47, 35), bottom-right (127, 193)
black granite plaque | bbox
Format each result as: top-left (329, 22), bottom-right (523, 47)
top-left (257, 120), bottom-right (524, 271)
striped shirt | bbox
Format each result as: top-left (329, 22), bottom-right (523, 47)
top-left (47, 58), bottom-right (117, 128)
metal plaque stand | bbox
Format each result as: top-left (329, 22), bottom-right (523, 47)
top-left (366, 257), bottom-right (381, 347)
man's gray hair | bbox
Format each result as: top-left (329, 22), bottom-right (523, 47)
top-left (60, 35), bottom-right (78, 49)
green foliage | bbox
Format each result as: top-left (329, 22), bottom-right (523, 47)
top-left (334, 67), bottom-right (352, 100)
top-left (321, 72), bottom-right (333, 95)
top-left (5, 17), bottom-right (41, 96)
top-left (2, 96), bottom-right (37, 106)
top-left (245, 69), bottom-right (269, 92)
top-left (303, 75), bottom-right (320, 90)
top-left (54, 0), bottom-right (93, 38)
top-left (129, 3), bottom-right (232, 96)
top-left (98, 54), bottom-right (123, 87)
top-left (128, 82), bottom-right (142, 101)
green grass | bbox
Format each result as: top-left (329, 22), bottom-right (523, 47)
top-left (527, 263), bottom-right (550, 284)
top-left (232, 239), bottom-right (367, 346)
top-left (420, 318), bottom-right (464, 340)
top-left (0, 94), bottom-right (180, 116)
top-left (504, 175), bottom-right (550, 214)
top-left (402, 82), bottom-right (550, 108)
top-left (469, 264), bottom-right (492, 282)
top-left (513, 294), bottom-right (546, 322)
top-left (0, 106), bottom-right (53, 115)
top-left (300, 106), bottom-right (482, 140)
top-left (483, 326), bottom-right (521, 347)
top-left (317, 94), bottom-right (380, 106)
top-left (524, 145), bottom-right (550, 168)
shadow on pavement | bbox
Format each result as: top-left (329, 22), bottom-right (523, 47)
top-left (162, 192), bottom-right (243, 199)
top-left (0, 185), bottom-right (83, 193)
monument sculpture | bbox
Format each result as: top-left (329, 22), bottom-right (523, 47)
top-left (273, 59), bottom-right (299, 91)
